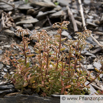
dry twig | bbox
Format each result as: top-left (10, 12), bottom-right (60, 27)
top-left (0, 12), bottom-right (15, 31)
top-left (78, 0), bottom-right (86, 30)
top-left (78, 0), bottom-right (103, 48)
top-left (67, 5), bottom-right (78, 32)
top-left (0, 0), bottom-right (15, 8)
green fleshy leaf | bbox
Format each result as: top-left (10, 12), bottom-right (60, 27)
top-left (26, 62), bottom-right (30, 68)
top-left (26, 54), bottom-right (34, 57)
top-left (60, 48), bottom-right (65, 51)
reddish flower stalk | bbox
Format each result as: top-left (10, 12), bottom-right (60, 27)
top-left (22, 36), bottom-right (27, 65)
top-left (56, 28), bottom-right (62, 71)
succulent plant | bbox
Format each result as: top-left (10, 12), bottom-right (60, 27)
top-left (2, 21), bottom-right (100, 96)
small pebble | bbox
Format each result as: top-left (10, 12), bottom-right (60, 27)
top-left (0, 63), bottom-right (3, 69)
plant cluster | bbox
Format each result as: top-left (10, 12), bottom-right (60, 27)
top-left (2, 21), bottom-right (101, 96)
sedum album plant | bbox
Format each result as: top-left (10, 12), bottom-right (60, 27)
top-left (2, 21), bottom-right (96, 96)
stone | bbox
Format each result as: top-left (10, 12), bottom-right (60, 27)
top-left (50, 10), bottom-right (66, 18)
top-left (51, 94), bottom-right (60, 98)
top-left (16, 16), bottom-right (38, 25)
top-left (37, 11), bottom-right (44, 17)
top-left (0, 2), bottom-right (13, 11)
top-left (27, 8), bottom-right (38, 16)
top-left (0, 63), bottom-right (3, 70)
top-left (75, 20), bottom-right (82, 27)
top-left (81, 48), bottom-right (87, 54)
top-left (37, 10), bottom-right (56, 20)
top-left (98, 35), bottom-right (103, 41)
top-left (47, 30), bottom-right (58, 36)
top-left (23, 23), bottom-right (33, 29)
top-left (61, 31), bottom-right (72, 39)
top-left (28, 46), bottom-right (35, 53)
top-left (0, 81), bottom-right (8, 85)
top-left (100, 13), bottom-right (103, 24)
top-left (3, 68), bottom-right (8, 72)
top-left (0, 35), bottom-right (7, 41)
top-left (84, 51), bottom-right (96, 57)
top-left (4, 29), bottom-right (14, 37)
top-left (100, 41), bottom-right (103, 45)
top-left (84, 64), bottom-right (94, 70)
top-left (98, 27), bottom-right (103, 31)
top-left (0, 88), bottom-right (15, 97)
top-left (87, 22), bottom-right (97, 27)
top-left (86, 36), bottom-right (97, 45)
top-left (57, 0), bottom-right (71, 6)
top-left (93, 35), bottom-right (99, 39)
top-left (29, 0), bottom-right (56, 8)
top-left (6, 65), bottom-right (10, 68)
top-left (0, 84), bottom-right (14, 90)
top-left (84, 6), bottom-right (90, 14)
top-left (12, 14), bottom-right (25, 22)
top-left (3, 45), bottom-right (11, 48)
top-left (85, 81), bottom-right (98, 95)
top-left (71, 9), bottom-right (78, 14)
top-left (99, 74), bottom-right (103, 78)
top-left (14, 1), bottom-right (25, 9)
top-left (93, 62), bottom-right (102, 71)
top-left (88, 16), bottom-right (94, 19)
top-left (86, 18), bottom-right (93, 23)
top-left (18, 3), bottom-right (33, 10)
top-left (0, 77), bottom-right (3, 80)
top-left (0, 10), bottom-right (3, 16)
top-left (53, 5), bottom-right (62, 11)
top-left (35, 19), bottom-right (48, 28)
top-left (4, 92), bottom-right (21, 97)
top-left (95, 31), bottom-right (103, 35)
top-left (0, 50), bottom-right (3, 55)
top-left (1, 72), bottom-right (6, 76)
top-left (2, 93), bottom-right (60, 103)
top-left (40, 26), bottom-right (53, 31)
top-left (94, 20), bottom-right (100, 25)
top-left (10, 72), bottom-right (14, 75)
top-left (90, 47), bottom-right (102, 54)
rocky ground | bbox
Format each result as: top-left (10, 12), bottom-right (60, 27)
top-left (0, 0), bottom-right (103, 102)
